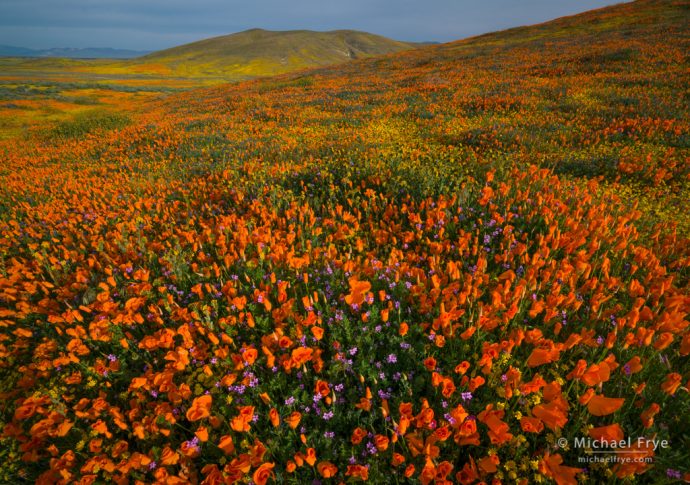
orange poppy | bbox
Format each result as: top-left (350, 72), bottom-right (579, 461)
top-left (186, 395), bottom-right (212, 422)
top-left (311, 326), bottom-right (324, 340)
top-left (660, 373), bottom-right (682, 395)
top-left (218, 435), bottom-right (235, 455)
top-left (344, 277), bottom-right (371, 307)
top-left (391, 453), bottom-right (406, 466)
top-left (269, 408), bottom-right (280, 427)
top-left (589, 424), bottom-right (624, 443)
top-left (314, 380), bottom-right (330, 397)
top-left (540, 452), bottom-right (582, 485)
top-left (230, 406), bottom-right (255, 432)
top-left (532, 402), bottom-right (568, 431)
top-left (285, 411), bottom-right (301, 429)
top-left (316, 461), bottom-right (338, 478)
top-left (252, 463), bottom-right (275, 485)
top-left (640, 403), bottom-right (660, 428)
top-left (290, 347), bottom-right (313, 366)
top-left (305, 448), bottom-right (317, 466)
top-left (520, 416), bottom-right (544, 433)
top-left (478, 454), bottom-right (499, 474)
top-left (587, 395), bottom-right (625, 416)
top-left (351, 427), bottom-right (367, 445)
top-left (527, 347), bottom-right (560, 367)
top-left (374, 434), bottom-right (389, 451)
top-left (345, 464), bottom-right (369, 481)
top-left (454, 361), bottom-right (470, 375)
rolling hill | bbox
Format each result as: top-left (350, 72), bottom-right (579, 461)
top-left (138, 28), bottom-right (418, 77)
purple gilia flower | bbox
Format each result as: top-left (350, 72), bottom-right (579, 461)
top-left (667, 469), bottom-right (682, 479)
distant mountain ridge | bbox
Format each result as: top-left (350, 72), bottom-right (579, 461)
top-left (0, 45), bottom-right (150, 59)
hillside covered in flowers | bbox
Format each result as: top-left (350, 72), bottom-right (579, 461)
top-left (0, 0), bottom-right (688, 483)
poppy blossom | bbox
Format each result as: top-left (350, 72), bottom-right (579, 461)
top-left (218, 435), bottom-right (235, 455)
top-left (285, 412), bottom-right (301, 429)
top-left (252, 463), bottom-right (275, 485)
top-left (186, 395), bottom-right (212, 422)
top-left (587, 395), bottom-right (625, 416)
top-left (316, 461), bottom-right (338, 478)
top-left (345, 277), bottom-right (371, 306)
top-left (589, 424), bottom-right (624, 443)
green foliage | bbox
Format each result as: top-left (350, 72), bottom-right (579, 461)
top-left (44, 110), bottom-right (130, 140)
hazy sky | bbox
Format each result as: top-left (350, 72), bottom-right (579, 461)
top-left (0, 0), bottom-right (625, 51)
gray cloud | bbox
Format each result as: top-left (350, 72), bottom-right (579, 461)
top-left (0, 0), bottom-right (625, 50)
